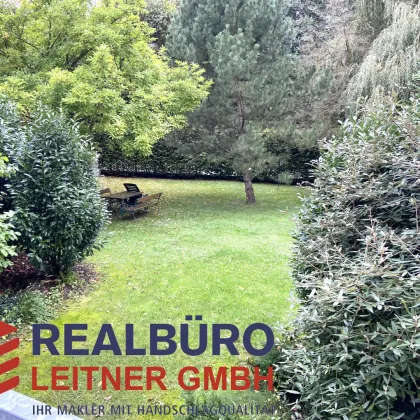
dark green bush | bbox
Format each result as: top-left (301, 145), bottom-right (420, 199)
top-left (271, 84), bottom-right (420, 418)
top-left (0, 155), bottom-right (18, 271)
top-left (99, 137), bottom-right (236, 178)
top-left (0, 210), bottom-right (18, 270)
top-left (99, 137), bottom-right (317, 183)
top-left (0, 103), bottom-right (20, 267)
top-left (3, 107), bottom-right (108, 277)
top-left (0, 100), bottom-right (20, 212)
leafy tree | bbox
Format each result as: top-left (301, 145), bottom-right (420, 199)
top-left (290, 0), bottom-right (370, 138)
top-left (285, 0), bottom-right (419, 137)
top-left (267, 77), bottom-right (420, 418)
top-left (142, 0), bottom-right (177, 48)
top-left (346, 0), bottom-right (420, 106)
top-left (0, 0), bottom-right (210, 155)
top-left (167, 0), bottom-right (308, 203)
top-left (2, 105), bottom-right (108, 277)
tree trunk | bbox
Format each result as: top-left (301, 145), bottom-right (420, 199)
top-left (244, 172), bottom-right (256, 204)
top-left (236, 84), bottom-right (255, 204)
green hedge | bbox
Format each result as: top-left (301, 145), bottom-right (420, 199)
top-left (99, 139), bottom-right (318, 183)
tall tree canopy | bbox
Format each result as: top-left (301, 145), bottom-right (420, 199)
top-left (167, 0), bottom-right (308, 203)
top-left (0, 0), bottom-right (210, 155)
top-left (287, 0), bottom-right (420, 138)
top-left (142, 0), bottom-right (177, 48)
top-left (346, 0), bottom-right (420, 106)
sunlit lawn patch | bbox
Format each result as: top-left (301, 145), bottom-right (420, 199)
top-left (15, 177), bottom-right (305, 419)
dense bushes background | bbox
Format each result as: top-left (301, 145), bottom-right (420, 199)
top-left (99, 138), bottom-right (318, 183)
top-left (265, 80), bottom-right (420, 418)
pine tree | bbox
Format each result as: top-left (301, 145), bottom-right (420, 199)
top-left (167, 0), bottom-right (304, 203)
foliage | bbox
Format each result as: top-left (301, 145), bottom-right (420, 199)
top-left (0, 0), bottom-right (210, 155)
top-left (142, 0), bottom-right (177, 47)
top-left (289, 0), bottom-right (419, 133)
top-left (0, 210), bottom-right (18, 270)
top-left (0, 102), bottom-right (22, 216)
top-left (0, 152), bottom-right (18, 272)
top-left (100, 138), bottom-right (235, 178)
top-left (99, 138), bottom-right (317, 182)
top-left (291, 0), bottom-right (372, 138)
top-left (270, 81), bottom-right (420, 418)
top-left (167, 0), bottom-right (311, 203)
top-left (346, 0), bottom-right (420, 106)
top-left (2, 106), bottom-right (108, 277)
top-left (0, 290), bottom-right (53, 325)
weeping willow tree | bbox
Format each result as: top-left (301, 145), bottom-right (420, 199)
top-left (346, 0), bottom-right (420, 105)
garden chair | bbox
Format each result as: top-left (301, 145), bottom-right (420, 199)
top-left (123, 183), bottom-right (143, 205)
top-left (123, 183), bottom-right (141, 193)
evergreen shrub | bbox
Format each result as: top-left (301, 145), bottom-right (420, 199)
top-left (2, 107), bottom-right (108, 277)
top-left (0, 155), bottom-right (18, 272)
top-left (268, 83), bottom-right (420, 418)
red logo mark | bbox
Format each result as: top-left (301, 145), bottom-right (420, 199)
top-left (0, 322), bottom-right (20, 394)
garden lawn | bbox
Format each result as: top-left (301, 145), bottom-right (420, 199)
top-left (15, 177), bottom-right (305, 419)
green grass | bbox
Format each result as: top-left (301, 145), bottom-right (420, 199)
top-left (14, 177), bottom-right (305, 419)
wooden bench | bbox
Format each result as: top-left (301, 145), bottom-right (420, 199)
top-left (120, 193), bottom-right (163, 219)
